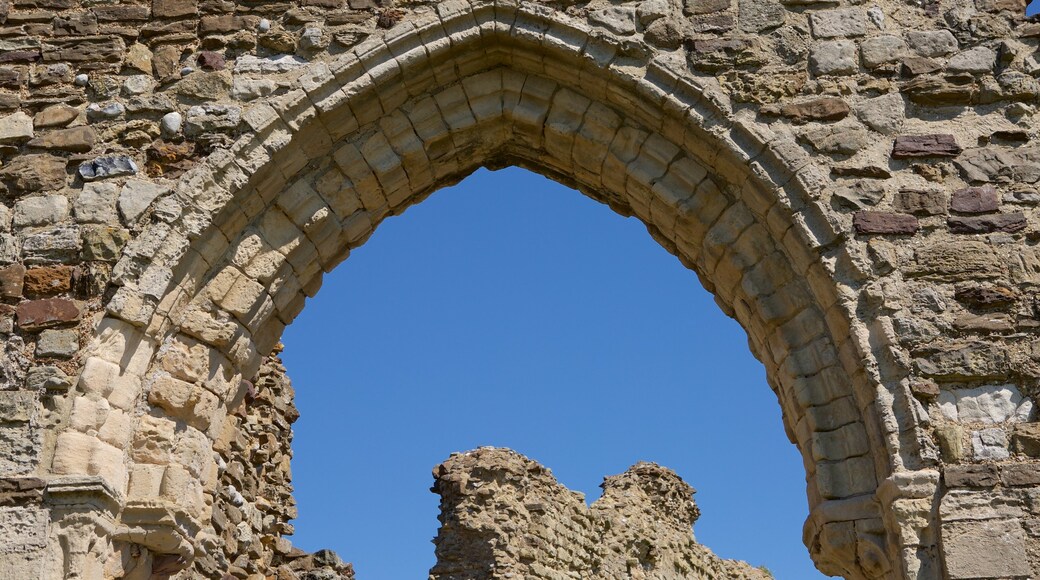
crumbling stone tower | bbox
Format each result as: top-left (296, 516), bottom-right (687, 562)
top-left (0, 0), bottom-right (1038, 577)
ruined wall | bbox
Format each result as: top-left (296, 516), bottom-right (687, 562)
top-left (0, 0), bottom-right (1037, 577)
top-left (430, 447), bottom-right (773, 580)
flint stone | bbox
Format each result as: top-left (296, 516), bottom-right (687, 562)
top-left (1012, 423), bottom-right (1040, 456)
top-left (810, 40), bottom-right (858, 75)
top-left (35, 328), bottom-right (77, 358)
top-left (0, 264), bottom-right (25, 298)
top-left (907, 29), bottom-right (959, 57)
top-left (119, 180), bottom-right (169, 223)
top-left (184, 104), bottom-right (241, 137)
top-left (892, 134), bottom-right (962, 158)
top-left (853, 211), bottom-right (918, 235)
top-left (13, 195), bottom-right (68, 228)
top-left (779, 97), bottom-right (849, 123)
top-left (27, 127), bottom-right (95, 153)
top-left (937, 384), bottom-right (1031, 423)
top-left (971, 428), bottom-right (1010, 460)
top-left (78, 156), bottom-right (138, 181)
top-left (951, 185), bottom-right (999, 213)
top-left (85, 102), bottom-right (125, 122)
top-left (74, 182), bottom-right (118, 224)
top-left (33, 104), bottom-right (78, 128)
top-left (0, 112), bottom-right (33, 143)
top-left (948, 213), bottom-right (1026, 234)
top-left (160, 112), bottom-right (182, 138)
top-left (588, 6), bottom-right (637, 35)
top-left (196, 51), bottom-right (226, 71)
top-left (955, 146), bottom-right (1040, 184)
top-left (233, 54), bottom-right (307, 74)
top-left (894, 189), bottom-right (946, 215)
top-left (947, 47), bottom-right (997, 74)
top-left (860, 35), bottom-right (907, 68)
top-left (22, 226), bottom-right (80, 264)
top-left (0, 154), bottom-right (66, 194)
top-left (122, 75), bottom-right (156, 96)
top-left (810, 9), bottom-right (867, 38)
top-left (15, 297), bottom-right (80, 330)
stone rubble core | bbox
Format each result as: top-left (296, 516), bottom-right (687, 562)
top-left (430, 447), bottom-right (774, 580)
top-left (0, 0), bottom-right (1037, 576)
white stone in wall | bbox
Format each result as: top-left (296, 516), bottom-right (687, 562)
top-left (233, 54), bottom-right (307, 74)
top-left (971, 428), bottom-right (1009, 460)
top-left (0, 506), bottom-right (47, 551)
top-left (937, 384), bottom-right (1032, 423)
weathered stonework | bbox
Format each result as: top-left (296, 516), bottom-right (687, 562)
top-left (0, 0), bottom-right (1037, 576)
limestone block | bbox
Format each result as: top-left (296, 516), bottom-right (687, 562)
top-left (0, 506), bottom-right (47, 551)
top-left (936, 384), bottom-right (1032, 423)
top-left (97, 408), bottom-right (134, 447)
top-left (947, 47), bottom-right (997, 74)
top-left (78, 356), bottom-right (119, 398)
top-left (810, 9), bottom-right (867, 38)
top-left (859, 35), bottom-right (907, 69)
top-left (130, 414), bottom-right (176, 464)
top-left (13, 195), bottom-right (69, 228)
top-left (147, 375), bottom-right (194, 416)
top-left (36, 328), bottom-right (79, 358)
top-left (0, 391), bottom-right (35, 423)
top-left (810, 40), bottom-right (858, 75)
top-left (0, 424), bottom-right (37, 475)
top-left (0, 112), bottom-right (34, 143)
top-left (971, 428), bottom-right (1010, 460)
top-left (942, 519), bottom-right (1030, 578)
top-left (51, 431), bottom-right (97, 475)
top-left (907, 30), bottom-right (958, 57)
top-left (69, 396), bottom-right (111, 433)
top-left (127, 463), bottom-right (165, 500)
top-left (89, 439), bottom-right (127, 490)
top-left (118, 180), bottom-right (169, 224)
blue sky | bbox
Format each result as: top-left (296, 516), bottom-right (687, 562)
top-left (281, 166), bottom-right (829, 579)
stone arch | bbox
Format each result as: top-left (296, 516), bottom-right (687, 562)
top-left (41, 2), bottom-right (915, 578)
top-left (0, 0), bottom-right (1035, 577)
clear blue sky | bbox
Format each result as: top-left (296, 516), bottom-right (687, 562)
top-left (281, 167), bottom-right (829, 579)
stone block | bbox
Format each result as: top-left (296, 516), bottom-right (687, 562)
top-left (69, 396), bottom-right (110, 432)
top-left (51, 431), bottom-right (95, 474)
top-left (130, 414), bottom-right (176, 464)
top-left (78, 356), bottom-right (119, 397)
top-left (73, 182), bottom-right (118, 224)
top-left (147, 376), bottom-right (194, 415)
top-left (893, 189), bottom-right (946, 216)
top-left (936, 384), bottom-right (1032, 424)
top-left (942, 519), bottom-right (1030, 579)
top-left (0, 506), bottom-right (47, 551)
top-left (22, 226), bottom-right (81, 264)
top-left (15, 297), bottom-right (80, 330)
top-left (0, 391), bottom-right (34, 423)
top-left (950, 185), bottom-right (999, 214)
top-left (810, 9), bottom-right (867, 38)
top-left (944, 464), bottom-right (999, 487)
top-left (36, 328), bottom-right (78, 358)
top-left (13, 195), bottom-right (69, 228)
top-left (971, 427), bottom-right (1009, 460)
top-left (23, 265), bottom-right (71, 296)
top-left (947, 47), bottom-right (996, 74)
top-left (859, 35), bottom-right (907, 69)
top-left (853, 211), bottom-right (919, 235)
top-left (948, 213), bottom-right (1027, 234)
top-left (1011, 422), bottom-right (1040, 457)
top-left (908, 242), bottom-right (1001, 280)
top-left (810, 40), bottom-right (858, 75)
top-left (891, 134), bottom-right (962, 158)
top-left (907, 30), bottom-right (958, 57)
top-left (1000, 463), bottom-right (1040, 486)
top-left (0, 264), bottom-right (25, 298)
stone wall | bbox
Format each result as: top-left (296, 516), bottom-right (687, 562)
top-left (431, 447), bottom-right (773, 580)
top-left (0, 0), bottom-right (1037, 576)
